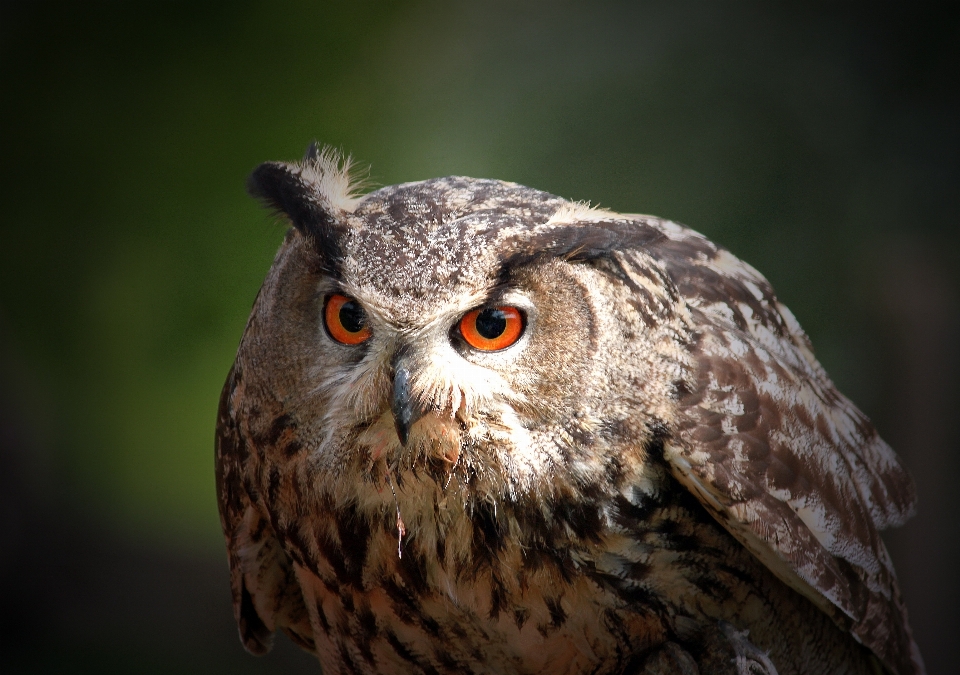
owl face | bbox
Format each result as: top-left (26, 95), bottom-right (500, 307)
top-left (242, 174), bottom-right (686, 505)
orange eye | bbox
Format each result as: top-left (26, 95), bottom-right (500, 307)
top-left (459, 306), bottom-right (525, 351)
top-left (324, 294), bottom-right (371, 345)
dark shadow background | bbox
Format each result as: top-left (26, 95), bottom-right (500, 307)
top-left (1, 1), bottom-right (957, 673)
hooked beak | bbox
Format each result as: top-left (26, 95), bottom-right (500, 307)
top-left (391, 363), bottom-right (427, 446)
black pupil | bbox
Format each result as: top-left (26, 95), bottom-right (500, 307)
top-left (339, 300), bottom-right (366, 333)
top-left (475, 308), bottom-right (508, 339)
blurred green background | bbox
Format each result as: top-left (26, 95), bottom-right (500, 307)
top-left (1, 1), bottom-right (957, 673)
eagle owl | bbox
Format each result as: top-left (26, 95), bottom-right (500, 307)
top-left (215, 145), bottom-right (924, 675)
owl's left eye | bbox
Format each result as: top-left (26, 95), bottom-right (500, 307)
top-left (459, 306), bottom-right (525, 351)
top-left (324, 294), bottom-right (372, 345)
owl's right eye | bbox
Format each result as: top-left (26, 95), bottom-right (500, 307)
top-left (324, 294), bottom-right (372, 345)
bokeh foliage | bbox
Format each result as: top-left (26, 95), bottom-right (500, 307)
top-left (1, 1), bottom-right (958, 673)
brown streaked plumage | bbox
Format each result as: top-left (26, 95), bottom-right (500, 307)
top-left (215, 144), bottom-right (924, 675)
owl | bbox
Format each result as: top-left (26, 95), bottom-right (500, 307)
top-left (215, 144), bottom-right (924, 675)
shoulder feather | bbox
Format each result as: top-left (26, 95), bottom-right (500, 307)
top-left (215, 364), bottom-right (314, 654)
top-left (624, 217), bottom-right (923, 675)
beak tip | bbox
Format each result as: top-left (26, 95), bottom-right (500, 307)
top-left (395, 420), bottom-right (410, 446)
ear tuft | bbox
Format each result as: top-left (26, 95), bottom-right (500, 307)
top-left (246, 144), bottom-right (369, 239)
top-left (299, 143), bottom-right (369, 213)
top-left (544, 200), bottom-right (616, 226)
top-left (500, 216), bottom-right (667, 271)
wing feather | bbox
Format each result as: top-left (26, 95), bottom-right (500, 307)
top-left (628, 218), bottom-right (923, 675)
top-left (215, 364), bottom-right (315, 655)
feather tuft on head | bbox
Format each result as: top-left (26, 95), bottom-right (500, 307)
top-left (301, 142), bottom-right (370, 213)
top-left (246, 144), bottom-right (372, 258)
top-left (544, 200), bottom-right (615, 226)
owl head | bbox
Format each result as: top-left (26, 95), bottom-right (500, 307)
top-left (237, 145), bottom-right (691, 509)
